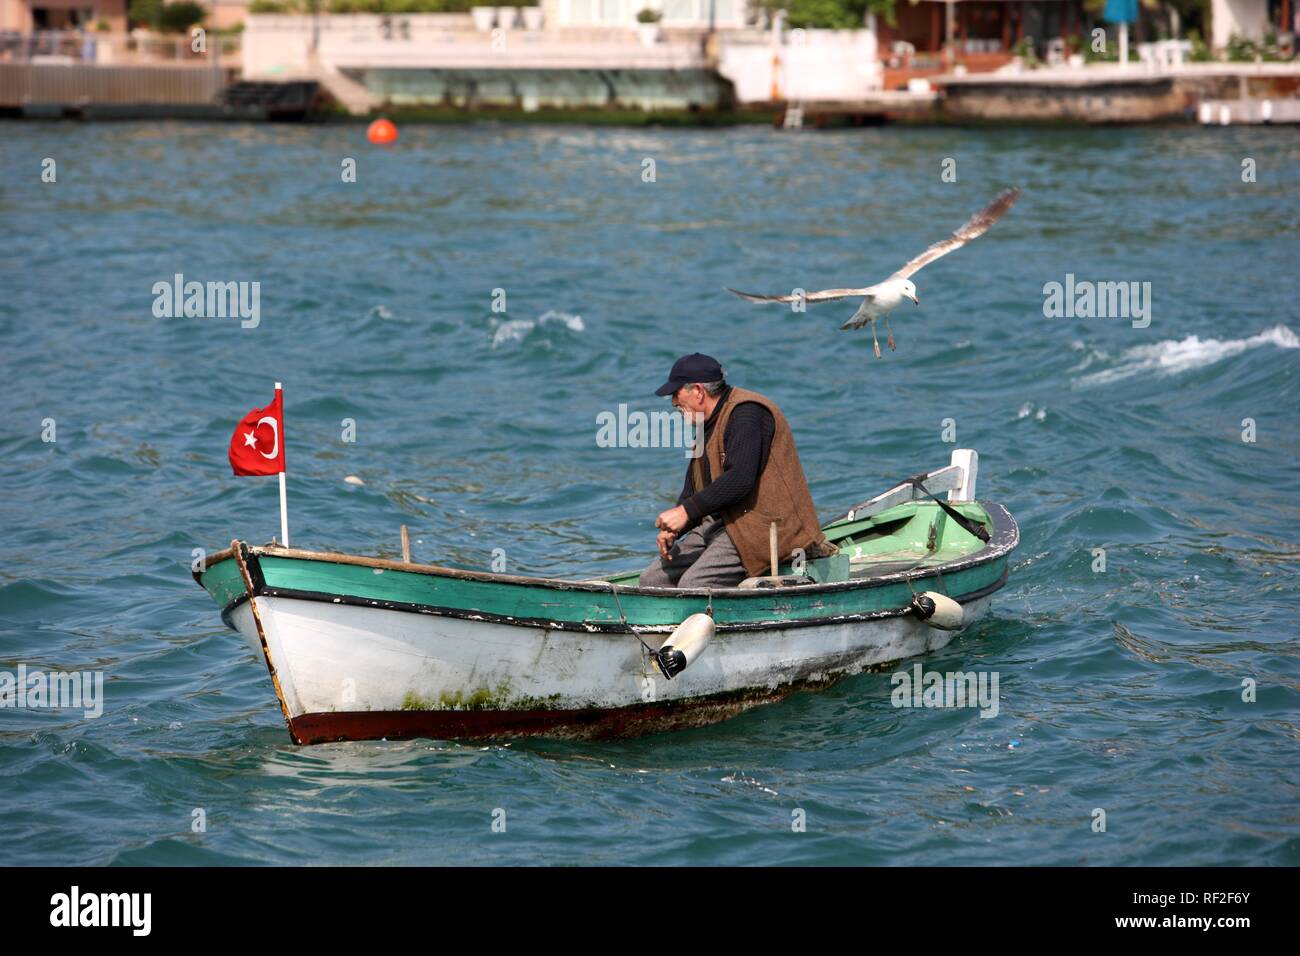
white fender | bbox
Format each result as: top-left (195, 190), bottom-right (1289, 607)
top-left (912, 591), bottom-right (964, 631)
top-left (653, 612), bottom-right (716, 680)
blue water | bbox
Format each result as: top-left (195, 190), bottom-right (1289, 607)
top-left (1, 122), bottom-right (1297, 865)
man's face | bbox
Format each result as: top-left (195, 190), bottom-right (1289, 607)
top-left (671, 383), bottom-right (709, 419)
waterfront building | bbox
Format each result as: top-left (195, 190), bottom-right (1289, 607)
top-left (1, 0), bottom-right (125, 32)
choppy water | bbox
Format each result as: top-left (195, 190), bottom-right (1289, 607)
top-left (1, 121), bottom-right (1297, 866)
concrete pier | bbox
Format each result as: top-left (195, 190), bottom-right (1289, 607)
top-left (1198, 98), bottom-right (1300, 124)
top-left (937, 63), bottom-right (1300, 123)
top-left (0, 62), bottom-right (316, 120)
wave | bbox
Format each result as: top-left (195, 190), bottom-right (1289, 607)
top-left (489, 319), bottom-right (535, 349)
top-left (1076, 324), bottom-right (1298, 387)
top-left (489, 309), bottom-right (585, 349)
top-left (537, 309), bottom-right (585, 332)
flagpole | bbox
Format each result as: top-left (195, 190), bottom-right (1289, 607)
top-left (276, 381), bottom-right (289, 547)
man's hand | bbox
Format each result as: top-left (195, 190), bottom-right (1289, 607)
top-left (656, 505), bottom-right (689, 534)
top-left (656, 529), bottom-right (677, 560)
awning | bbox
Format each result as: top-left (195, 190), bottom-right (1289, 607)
top-left (1102, 0), bottom-right (1139, 22)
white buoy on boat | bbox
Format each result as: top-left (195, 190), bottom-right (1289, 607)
top-left (653, 612), bottom-right (716, 680)
top-left (912, 591), bottom-right (964, 630)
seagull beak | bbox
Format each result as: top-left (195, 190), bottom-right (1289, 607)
top-left (911, 294), bottom-right (919, 305)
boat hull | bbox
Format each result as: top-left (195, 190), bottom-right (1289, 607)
top-left (200, 495), bottom-right (1017, 743)
top-left (229, 592), bottom-right (992, 743)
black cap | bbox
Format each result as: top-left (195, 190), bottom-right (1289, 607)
top-left (654, 353), bottom-right (724, 397)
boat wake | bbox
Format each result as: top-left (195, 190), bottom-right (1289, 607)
top-left (1075, 324), bottom-right (1298, 387)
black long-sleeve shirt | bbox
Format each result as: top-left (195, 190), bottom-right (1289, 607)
top-left (677, 387), bottom-right (775, 528)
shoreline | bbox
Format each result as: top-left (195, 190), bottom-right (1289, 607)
top-left (2, 61), bottom-right (1297, 127)
top-left (1, 106), bottom-right (1287, 127)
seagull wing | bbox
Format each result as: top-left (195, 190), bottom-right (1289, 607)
top-left (889, 187), bottom-right (1022, 281)
top-left (726, 286), bottom-right (875, 305)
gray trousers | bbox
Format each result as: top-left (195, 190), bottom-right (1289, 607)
top-left (639, 516), bottom-right (749, 589)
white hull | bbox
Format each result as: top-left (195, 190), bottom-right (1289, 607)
top-left (231, 593), bottom-right (990, 739)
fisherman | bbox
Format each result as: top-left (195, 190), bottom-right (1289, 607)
top-left (641, 353), bottom-right (836, 589)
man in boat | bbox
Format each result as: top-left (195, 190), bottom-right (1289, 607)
top-left (641, 353), bottom-right (836, 589)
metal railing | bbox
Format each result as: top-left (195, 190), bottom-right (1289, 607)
top-left (0, 62), bottom-right (228, 106)
top-left (0, 30), bottom-right (240, 66)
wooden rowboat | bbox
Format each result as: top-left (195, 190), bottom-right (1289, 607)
top-left (194, 449), bottom-right (1017, 743)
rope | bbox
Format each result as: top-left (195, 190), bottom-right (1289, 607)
top-left (608, 582), bottom-right (656, 657)
top-left (900, 516), bottom-right (951, 604)
top-left (905, 474), bottom-right (990, 543)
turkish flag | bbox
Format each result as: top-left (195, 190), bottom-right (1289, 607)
top-left (228, 389), bottom-right (286, 476)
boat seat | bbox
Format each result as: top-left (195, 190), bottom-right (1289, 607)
top-left (849, 560), bottom-right (925, 576)
top-left (739, 553), bottom-right (851, 588)
top-left (738, 574), bottom-right (817, 589)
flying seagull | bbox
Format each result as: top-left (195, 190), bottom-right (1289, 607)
top-left (726, 187), bottom-right (1022, 358)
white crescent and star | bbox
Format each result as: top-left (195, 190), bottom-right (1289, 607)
top-left (256, 417), bottom-right (279, 459)
top-left (242, 418), bottom-right (280, 459)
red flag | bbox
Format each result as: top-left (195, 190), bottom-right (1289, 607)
top-left (228, 389), bottom-right (286, 476)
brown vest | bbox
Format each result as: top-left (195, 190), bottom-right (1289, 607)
top-left (688, 386), bottom-right (835, 577)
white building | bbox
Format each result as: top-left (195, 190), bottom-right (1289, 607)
top-left (551, 0), bottom-right (746, 29)
top-left (1210, 0), bottom-right (1294, 50)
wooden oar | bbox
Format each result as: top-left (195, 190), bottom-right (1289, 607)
top-left (741, 522), bottom-right (804, 589)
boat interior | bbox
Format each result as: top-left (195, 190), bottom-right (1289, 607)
top-left (607, 500), bottom-right (992, 588)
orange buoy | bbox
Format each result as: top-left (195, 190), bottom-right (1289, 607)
top-left (367, 118), bottom-right (398, 145)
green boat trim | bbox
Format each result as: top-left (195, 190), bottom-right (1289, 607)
top-left (196, 499), bottom-right (1018, 636)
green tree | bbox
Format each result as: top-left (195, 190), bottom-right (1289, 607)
top-left (129, 0), bottom-right (206, 31)
top-left (127, 0), bottom-right (162, 29)
top-left (158, 1), bottom-right (206, 32)
top-left (766, 0), bottom-right (897, 30)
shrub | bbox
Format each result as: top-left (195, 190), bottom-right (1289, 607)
top-left (1012, 37), bottom-right (1039, 66)
top-left (1225, 31), bottom-right (1287, 62)
top-left (249, 0), bottom-right (295, 11)
top-left (1186, 28), bottom-right (1213, 62)
top-left (772, 0), bottom-right (896, 31)
top-left (127, 0), bottom-right (162, 29)
top-left (158, 1), bottom-right (206, 32)
top-left (129, 0), bottom-right (206, 31)
top-left (325, 0), bottom-right (473, 10)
